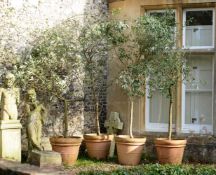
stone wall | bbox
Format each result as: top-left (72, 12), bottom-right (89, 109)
top-left (0, 0), bottom-right (109, 151)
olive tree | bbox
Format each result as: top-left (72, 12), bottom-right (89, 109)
top-left (78, 15), bottom-right (127, 135)
top-left (145, 13), bottom-right (190, 140)
top-left (16, 18), bottom-right (82, 138)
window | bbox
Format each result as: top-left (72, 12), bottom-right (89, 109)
top-left (183, 8), bottom-right (215, 49)
top-left (145, 91), bottom-right (175, 132)
top-left (182, 55), bottom-right (213, 134)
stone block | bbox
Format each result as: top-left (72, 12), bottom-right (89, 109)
top-left (30, 150), bottom-right (62, 167)
top-left (0, 120), bottom-right (22, 162)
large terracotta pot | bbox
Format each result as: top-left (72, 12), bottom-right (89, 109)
top-left (155, 138), bottom-right (187, 164)
top-left (50, 136), bottom-right (82, 166)
top-left (84, 134), bottom-right (113, 160)
top-left (115, 135), bottom-right (146, 165)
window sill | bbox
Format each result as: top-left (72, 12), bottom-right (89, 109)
top-left (182, 48), bottom-right (216, 53)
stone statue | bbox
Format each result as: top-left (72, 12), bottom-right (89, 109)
top-left (104, 112), bottom-right (123, 134)
top-left (25, 89), bottom-right (62, 167)
top-left (25, 89), bottom-right (47, 152)
top-left (0, 72), bottom-right (20, 120)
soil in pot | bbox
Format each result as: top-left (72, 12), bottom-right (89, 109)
top-left (155, 138), bottom-right (187, 164)
top-left (50, 136), bottom-right (82, 166)
top-left (115, 135), bottom-right (146, 166)
top-left (84, 134), bottom-right (113, 160)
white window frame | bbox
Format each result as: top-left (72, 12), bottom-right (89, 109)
top-left (183, 8), bottom-right (215, 49)
top-left (181, 57), bottom-right (214, 134)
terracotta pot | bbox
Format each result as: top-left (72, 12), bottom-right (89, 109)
top-left (115, 135), bottom-right (146, 165)
top-left (50, 136), bottom-right (82, 166)
top-left (155, 138), bottom-right (187, 164)
top-left (84, 134), bottom-right (113, 160)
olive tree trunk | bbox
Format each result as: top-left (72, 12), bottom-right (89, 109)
top-left (90, 71), bottom-right (101, 136)
top-left (168, 88), bottom-right (173, 140)
top-left (129, 98), bottom-right (134, 138)
top-left (95, 100), bottom-right (101, 135)
top-left (63, 100), bottom-right (69, 138)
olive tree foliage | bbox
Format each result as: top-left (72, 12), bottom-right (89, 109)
top-left (114, 12), bottom-right (189, 138)
top-left (16, 18), bottom-right (82, 138)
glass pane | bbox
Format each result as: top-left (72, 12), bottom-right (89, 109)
top-left (149, 11), bottom-right (175, 21)
top-left (185, 55), bottom-right (213, 125)
top-left (148, 10), bottom-right (176, 44)
top-left (186, 11), bottom-right (213, 26)
top-left (185, 10), bottom-right (213, 47)
top-left (186, 56), bottom-right (212, 90)
top-left (149, 91), bottom-right (171, 124)
top-left (185, 92), bottom-right (212, 125)
top-left (149, 10), bottom-right (176, 25)
top-left (149, 12), bottom-right (167, 18)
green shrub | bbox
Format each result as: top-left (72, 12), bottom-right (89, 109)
top-left (78, 164), bottom-right (216, 175)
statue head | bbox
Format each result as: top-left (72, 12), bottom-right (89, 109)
top-left (27, 89), bottom-right (37, 103)
top-left (3, 72), bottom-right (15, 88)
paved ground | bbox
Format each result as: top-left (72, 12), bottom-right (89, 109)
top-left (0, 159), bottom-right (65, 175)
top-left (0, 158), bottom-right (127, 175)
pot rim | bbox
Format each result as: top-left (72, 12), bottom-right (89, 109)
top-left (155, 138), bottom-right (187, 146)
top-left (115, 135), bottom-right (146, 143)
top-left (50, 136), bottom-right (82, 144)
top-left (84, 133), bottom-right (114, 141)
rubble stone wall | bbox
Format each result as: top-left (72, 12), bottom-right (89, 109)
top-left (144, 134), bottom-right (216, 163)
top-left (0, 0), bottom-right (108, 151)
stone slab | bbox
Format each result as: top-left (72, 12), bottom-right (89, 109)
top-left (0, 158), bottom-right (65, 175)
top-left (30, 150), bottom-right (62, 167)
top-left (0, 120), bottom-right (22, 162)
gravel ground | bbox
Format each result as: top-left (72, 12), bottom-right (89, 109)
top-left (63, 157), bottom-right (132, 175)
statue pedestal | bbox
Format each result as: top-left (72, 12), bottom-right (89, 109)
top-left (0, 120), bottom-right (22, 162)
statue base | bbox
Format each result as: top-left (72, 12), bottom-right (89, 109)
top-left (29, 150), bottom-right (62, 167)
top-left (0, 120), bottom-right (22, 162)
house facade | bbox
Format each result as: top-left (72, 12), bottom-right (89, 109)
top-left (108, 0), bottom-right (216, 135)
top-left (108, 0), bottom-right (216, 162)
